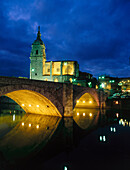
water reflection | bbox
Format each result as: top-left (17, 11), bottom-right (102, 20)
top-left (0, 109), bottom-right (130, 169)
top-left (0, 113), bottom-right (61, 164)
top-left (73, 108), bottom-right (99, 129)
top-left (0, 113), bottom-right (25, 138)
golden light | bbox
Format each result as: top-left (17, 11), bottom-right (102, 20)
top-left (22, 104), bottom-right (25, 106)
top-left (77, 112), bottom-right (79, 116)
top-left (77, 100), bottom-right (79, 103)
top-left (83, 113), bottom-right (85, 116)
top-left (89, 113), bottom-right (92, 117)
top-left (89, 101), bottom-right (92, 104)
top-left (116, 113), bottom-right (119, 117)
top-left (83, 101), bottom-right (85, 103)
top-left (22, 122), bottom-right (24, 126)
top-left (29, 104), bottom-right (31, 107)
top-left (36, 125), bottom-right (39, 129)
top-left (115, 101), bottom-right (118, 104)
top-left (29, 123), bottom-right (31, 127)
top-left (36, 105), bottom-right (39, 107)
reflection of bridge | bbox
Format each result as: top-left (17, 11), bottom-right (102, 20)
top-left (0, 77), bottom-right (105, 117)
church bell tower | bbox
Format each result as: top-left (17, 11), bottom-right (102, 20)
top-left (30, 26), bottom-right (46, 80)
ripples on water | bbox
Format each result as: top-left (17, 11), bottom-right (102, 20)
top-left (0, 109), bottom-right (130, 170)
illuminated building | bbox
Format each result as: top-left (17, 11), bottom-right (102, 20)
top-left (98, 75), bottom-right (130, 95)
top-left (30, 26), bottom-right (95, 86)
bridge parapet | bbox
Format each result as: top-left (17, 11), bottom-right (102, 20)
top-left (0, 77), bottom-right (106, 116)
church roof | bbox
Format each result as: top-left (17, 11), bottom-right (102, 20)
top-left (32, 26), bottom-right (44, 45)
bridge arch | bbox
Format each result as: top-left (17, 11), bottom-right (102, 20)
top-left (0, 85), bottom-right (63, 117)
top-left (73, 88), bottom-right (99, 109)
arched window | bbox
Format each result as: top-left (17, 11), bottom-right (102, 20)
top-left (36, 50), bottom-right (38, 54)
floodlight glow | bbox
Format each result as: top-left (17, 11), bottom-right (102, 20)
top-left (36, 105), bottom-right (39, 107)
top-left (83, 101), bottom-right (85, 103)
top-left (115, 101), bottom-right (118, 104)
top-left (29, 123), bottom-right (31, 127)
top-left (36, 125), bottom-right (39, 129)
top-left (22, 104), bottom-right (25, 106)
top-left (89, 113), bottom-right (92, 117)
top-left (29, 104), bottom-right (31, 107)
top-left (83, 113), bottom-right (85, 116)
top-left (116, 113), bottom-right (119, 117)
top-left (22, 122), bottom-right (24, 126)
top-left (77, 112), bottom-right (79, 116)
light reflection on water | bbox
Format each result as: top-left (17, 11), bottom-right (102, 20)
top-left (0, 109), bottom-right (130, 169)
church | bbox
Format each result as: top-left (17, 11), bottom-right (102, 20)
top-left (30, 26), bottom-right (94, 87)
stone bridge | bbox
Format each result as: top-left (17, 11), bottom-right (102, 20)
top-left (0, 77), bottom-right (105, 117)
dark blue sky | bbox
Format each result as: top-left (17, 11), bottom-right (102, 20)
top-left (0, 0), bottom-right (130, 78)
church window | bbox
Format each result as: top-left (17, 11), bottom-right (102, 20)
top-left (36, 50), bottom-right (38, 54)
top-left (47, 68), bottom-right (50, 72)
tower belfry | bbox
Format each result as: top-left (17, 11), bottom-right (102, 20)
top-left (30, 26), bottom-right (46, 80)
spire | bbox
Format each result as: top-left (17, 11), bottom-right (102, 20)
top-left (37, 26), bottom-right (41, 40)
top-left (32, 26), bottom-right (44, 45)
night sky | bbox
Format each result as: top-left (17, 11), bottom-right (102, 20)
top-left (0, 0), bottom-right (130, 78)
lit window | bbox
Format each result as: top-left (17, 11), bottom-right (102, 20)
top-left (29, 123), bottom-right (31, 127)
top-left (89, 101), bottom-right (92, 104)
top-left (83, 101), bottom-right (85, 103)
top-left (22, 122), bottom-right (24, 126)
top-left (36, 105), bottom-right (39, 107)
top-left (77, 100), bottom-right (79, 103)
top-left (29, 104), bottom-right (31, 107)
top-left (77, 112), bottom-right (79, 116)
top-left (83, 113), bottom-right (85, 116)
top-left (32, 68), bottom-right (35, 72)
top-left (22, 104), bottom-right (25, 106)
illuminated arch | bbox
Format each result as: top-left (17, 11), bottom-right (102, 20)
top-left (0, 85), bottom-right (62, 117)
top-left (74, 89), bottom-right (99, 109)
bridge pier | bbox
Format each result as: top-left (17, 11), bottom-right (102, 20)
top-left (63, 83), bottom-right (73, 117)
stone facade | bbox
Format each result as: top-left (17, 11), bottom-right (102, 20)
top-left (0, 76), bottom-right (102, 117)
top-left (30, 27), bottom-right (79, 83)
